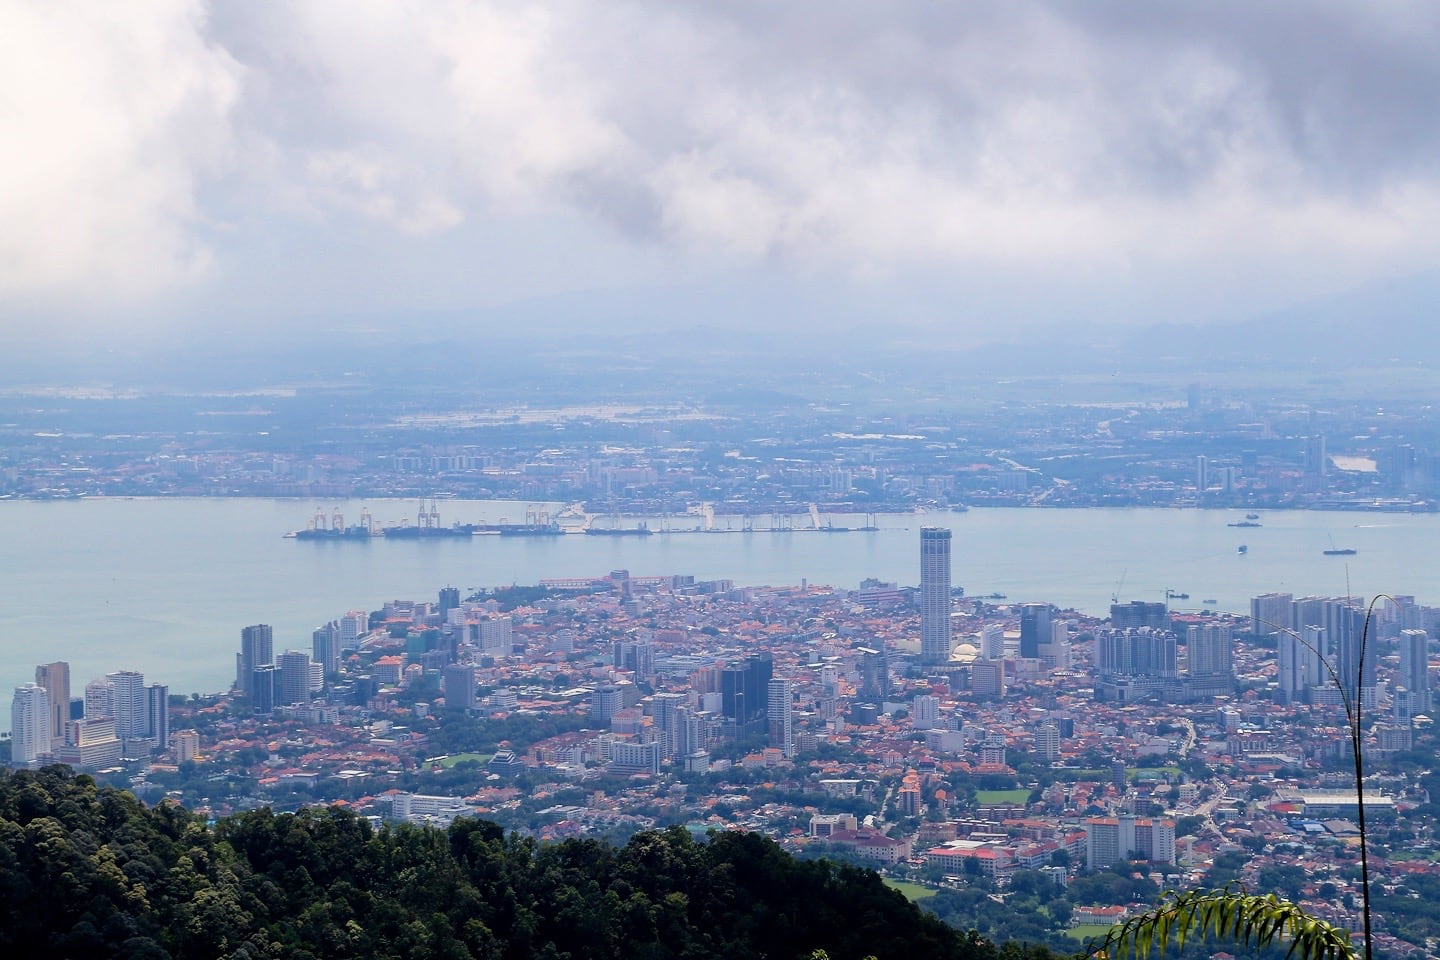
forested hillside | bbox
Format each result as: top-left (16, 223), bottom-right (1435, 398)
top-left (0, 766), bottom-right (1068, 960)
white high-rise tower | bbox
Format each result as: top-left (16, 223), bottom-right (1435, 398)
top-left (767, 678), bottom-right (794, 757)
top-left (11, 683), bottom-right (50, 768)
top-left (920, 527), bottom-right (953, 665)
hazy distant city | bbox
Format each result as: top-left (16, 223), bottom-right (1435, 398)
top-left (4, 345), bottom-right (1440, 516)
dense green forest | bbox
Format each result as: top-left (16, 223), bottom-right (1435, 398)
top-left (0, 766), bottom-right (1072, 960)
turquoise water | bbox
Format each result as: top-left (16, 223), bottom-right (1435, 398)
top-left (0, 498), bottom-right (1428, 708)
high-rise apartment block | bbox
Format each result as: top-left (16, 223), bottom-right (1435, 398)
top-left (1085, 816), bottom-right (1176, 869)
top-left (105, 670), bottom-right (147, 741)
top-left (312, 621), bottom-right (341, 676)
top-left (146, 684), bottom-right (170, 750)
top-left (11, 683), bottom-right (50, 767)
top-left (443, 664), bottom-right (478, 711)
top-left (239, 624), bottom-right (274, 696)
top-left (1019, 603), bottom-right (1053, 660)
top-left (1400, 629), bottom-right (1430, 715)
top-left (478, 617), bottom-right (513, 657)
top-left (173, 730), bottom-right (200, 764)
top-left (339, 611), bottom-right (369, 649)
top-left (920, 527), bottom-right (953, 665)
top-left (34, 662), bottom-right (69, 752)
top-left (84, 677), bottom-right (115, 720)
top-left (1249, 592), bottom-right (1293, 638)
top-left (857, 645), bottom-right (891, 701)
top-left (251, 665), bottom-right (277, 714)
top-left (767, 678), bottom-right (794, 757)
top-left (276, 651), bottom-right (313, 707)
top-left (1186, 624), bottom-right (1233, 678)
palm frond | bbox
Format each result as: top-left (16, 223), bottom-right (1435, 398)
top-left (1092, 888), bottom-right (1357, 960)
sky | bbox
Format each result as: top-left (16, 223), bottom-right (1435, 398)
top-left (4, 0), bottom-right (1440, 349)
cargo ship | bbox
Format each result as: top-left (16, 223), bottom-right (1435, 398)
top-left (287, 507), bottom-right (376, 540)
top-left (585, 521), bottom-right (653, 536)
top-left (497, 523), bottom-right (564, 536)
top-left (383, 524), bottom-right (477, 539)
top-left (289, 501), bottom-right (481, 540)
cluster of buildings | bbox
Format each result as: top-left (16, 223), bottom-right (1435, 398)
top-left (12, 662), bottom-right (170, 769)
top-left (12, 521), bottom-right (1440, 952)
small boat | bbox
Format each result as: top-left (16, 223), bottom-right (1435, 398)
top-left (1238, 545), bottom-right (1248, 555)
top-left (1245, 513), bottom-right (1259, 520)
top-left (1324, 536), bottom-right (1356, 556)
top-left (1203, 599), bottom-right (1218, 606)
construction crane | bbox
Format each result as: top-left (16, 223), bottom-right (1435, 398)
top-left (1111, 567), bottom-right (1127, 605)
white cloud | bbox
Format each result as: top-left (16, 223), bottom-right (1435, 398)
top-left (7, 0), bottom-right (1440, 329)
top-left (0, 0), bottom-right (241, 304)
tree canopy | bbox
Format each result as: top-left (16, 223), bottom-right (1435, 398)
top-left (0, 766), bottom-right (1070, 960)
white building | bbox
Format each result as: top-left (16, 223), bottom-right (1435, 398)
top-left (11, 683), bottom-right (50, 767)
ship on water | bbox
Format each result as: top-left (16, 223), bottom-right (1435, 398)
top-left (585, 521), bottom-right (654, 536)
top-left (288, 507), bottom-right (376, 540)
top-left (288, 500), bottom-right (480, 540)
top-left (382, 499), bottom-right (480, 538)
top-left (497, 523), bottom-right (564, 536)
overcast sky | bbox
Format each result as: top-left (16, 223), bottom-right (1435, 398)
top-left (4, 0), bottom-right (1440, 347)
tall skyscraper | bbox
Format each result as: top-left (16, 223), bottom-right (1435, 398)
top-left (251, 665), bottom-right (277, 714)
top-left (1186, 624), bottom-right (1233, 678)
top-left (1250, 592), bottom-right (1294, 637)
top-left (312, 621), bottom-right (341, 676)
top-left (591, 684), bottom-right (626, 724)
top-left (1034, 723), bottom-right (1061, 763)
top-left (276, 651), bottom-right (313, 707)
top-left (146, 683), bottom-right (170, 750)
top-left (920, 527), bottom-right (953, 665)
top-left (478, 617), bottom-right (512, 656)
top-left (1019, 603), bottom-right (1052, 660)
top-left (1305, 434), bottom-right (1328, 481)
top-left (767, 678), bottom-right (794, 757)
top-left (1324, 598), bottom-right (1374, 707)
top-left (1400, 629), bottom-right (1430, 715)
top-left (650, 691), bottom-right (689, 759)
top-left (34, 661), bottom-right (69, 752)
top-left (240, 624), bottom-right (274, 696)
top-left (106, 670), bottom-right (147, 741)
top-left (721, 653), bottom-right (773, 723)
top-left (11, 683), bottom-right (50, 767)
top-left (858, 646), bottom-right (891, 701)
top-left (443, 664), bottom-right (478, 710)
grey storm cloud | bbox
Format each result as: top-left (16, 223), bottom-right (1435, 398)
top-left (4, 0), bottom-right (1440, 325)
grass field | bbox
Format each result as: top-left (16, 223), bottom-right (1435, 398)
top-left (883, 879), bottom-right (937, 902)
top-left (432, 752), bottom-right (493, 768)
top-left (1065, 924), bottom-right (1114, 942)
top-left (974, 788), bottom-right (1032, 805)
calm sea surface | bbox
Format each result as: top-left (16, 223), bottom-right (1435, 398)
top-left (1, 498), bottom-right (1433, 713)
